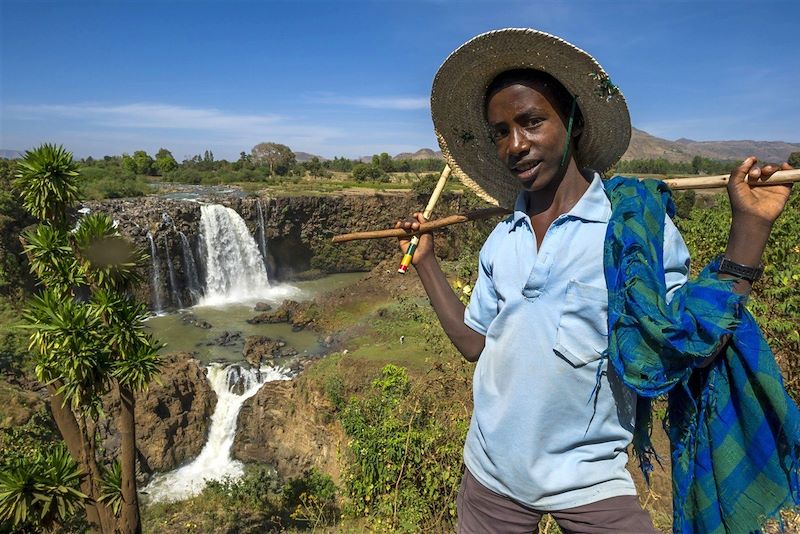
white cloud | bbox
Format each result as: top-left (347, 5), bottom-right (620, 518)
top-left (307, 94), bottom-right (429, 111)
top-left (6, 102), bottom-right (345, 139)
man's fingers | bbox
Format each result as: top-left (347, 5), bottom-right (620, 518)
top-left (731, 156), bottom-right (757, 185)
top-left (757, 164), bottom-right (780, 181)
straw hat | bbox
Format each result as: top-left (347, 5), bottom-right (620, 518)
top-left (431, 28), bottom-right (631, 209)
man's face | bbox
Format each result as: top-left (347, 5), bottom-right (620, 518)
top-left (486, 82), bottom-right (570, 193)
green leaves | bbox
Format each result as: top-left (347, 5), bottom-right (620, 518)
top-left (73, 213), bottom-right (147, 291)
top-left (97, 461), bottom-right (123, 517)
top-left (12, 143), bottom-right (80, 225)
top-left (0, 443), bottom-right (86, 530)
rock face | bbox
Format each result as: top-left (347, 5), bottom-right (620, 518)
top-left (86, 191), bottom-right (480, 312)
top-left (233, 374), bottom-right (343, 482)
top-left (99, 352), bottom-right (216, 475)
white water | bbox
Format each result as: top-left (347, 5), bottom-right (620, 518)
top-left (163, 237), bottom-right (183, 309)
top-left (198, 204), bottom-right (273, 305)
top-left (179, 231), bottom-right (202, 304)
top-left (256, 199), bottom-right (268, 269)
top-left (147, 233), bottom-right (164, 313)
top-left (143, 363), bottom-right (291, 502)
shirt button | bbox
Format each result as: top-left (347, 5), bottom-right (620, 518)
top-left (522, 288), bottom-right (541, 299)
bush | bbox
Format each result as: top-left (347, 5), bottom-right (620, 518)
top-left (339, 364), bottom-right (468, 532)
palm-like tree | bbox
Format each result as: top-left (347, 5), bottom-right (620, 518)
top-left (13, 144), bottom-right (161, 534)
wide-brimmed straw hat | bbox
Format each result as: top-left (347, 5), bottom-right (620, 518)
top-left (431, 28), bottom-right (631, 209)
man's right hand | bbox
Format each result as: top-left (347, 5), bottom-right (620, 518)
top-left (395, 212), bottom-right (435, 266)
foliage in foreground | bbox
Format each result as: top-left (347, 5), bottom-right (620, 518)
top-left (338, 363), bottom-right (470, 532)
top-left (0, 444), bottom-right (86, 533)
top-left (7, 144), bottom-right (163, 534)
top-left (141, 465), bottom-right (338, 534)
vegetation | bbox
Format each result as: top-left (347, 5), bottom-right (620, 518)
top-left (612, 156), bottom-right (738, 176)
top-left (4, 144), bottom-right (163, 533)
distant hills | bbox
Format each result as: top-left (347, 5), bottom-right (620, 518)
top-left (623, 128), bottom-right (800, 163)
top-left (0, 149), bottom-right (23, 159)
top-left (4, 130), bottom-right (798, 164)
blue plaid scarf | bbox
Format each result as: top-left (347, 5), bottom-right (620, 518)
top-left (603, 176), bottom-right (800, 533)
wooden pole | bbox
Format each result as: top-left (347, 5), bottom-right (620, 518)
top-left (333, 168), bottom-right (800, 244)
top-left (396, 166), bottom-right (451, 273)
top-left (663, 168), bottom-right (800, 190)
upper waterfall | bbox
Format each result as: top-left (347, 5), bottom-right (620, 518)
top-left (198, 204), bottom-right (271, 305)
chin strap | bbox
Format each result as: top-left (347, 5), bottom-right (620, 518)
top-left (560, 95), bottom-right (578, 168)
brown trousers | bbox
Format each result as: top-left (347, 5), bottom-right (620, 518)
top-left (457, 468), bottom-right (659, 534)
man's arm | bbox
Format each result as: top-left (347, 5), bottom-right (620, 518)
top-left (396, 213), bottom-right (485, 362)
top-left (415, 256), bottom-right (485, 362)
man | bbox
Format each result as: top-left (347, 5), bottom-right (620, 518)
top-left (396, 29), bottom-right (795, 533)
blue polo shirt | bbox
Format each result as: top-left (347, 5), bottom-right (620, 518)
top-left (463, 172), bottom-right (690, 510)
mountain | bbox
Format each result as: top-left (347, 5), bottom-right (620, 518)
top-left (623, 128), bottom-right (800, 163)
top-left (294, 151), bottom-right (327, 163)
top-left (0, 149), bottom-right (23, 159)
top-left (393, 148), bottom-right (444, 160)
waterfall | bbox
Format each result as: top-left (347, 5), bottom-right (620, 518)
top-left (163, 237), bottom-right (183, 309)
top-left (179, 231), bottom-right (203, 304)
top-left (255, 199), bottom-right (268, 269)
top-left (198, 204), bottom-right (271, 305)
top-left (147, 233), bottom-right (164, 313)
top-left (143, 363), bottom-right (291, 502)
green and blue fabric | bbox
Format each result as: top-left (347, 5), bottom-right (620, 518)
top-left (603, 176), bottom-right (800, 534)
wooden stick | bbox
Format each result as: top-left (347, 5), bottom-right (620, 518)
top-left (332, 207), bottom-right (511, 243)
top-left (332, 169), bottom-right (800, 244)
top-left (397, 166), bottom-right (451, 273)
top-left (664, 168), bottom-right (800, 190)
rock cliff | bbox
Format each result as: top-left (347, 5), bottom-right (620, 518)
top-left (99, 352), bottom-right (216, 476)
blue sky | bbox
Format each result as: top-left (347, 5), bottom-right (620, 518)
top-left (1, 0), bottom-right (798, 160)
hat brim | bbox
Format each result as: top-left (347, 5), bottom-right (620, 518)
top-left (431, 28), bottom-right (631, 209)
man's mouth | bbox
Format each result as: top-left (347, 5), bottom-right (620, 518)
top-left (512, 160), bottom-right (542, 181)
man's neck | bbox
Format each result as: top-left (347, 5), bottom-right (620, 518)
top-left (526, 162), bottom-right (592, 220)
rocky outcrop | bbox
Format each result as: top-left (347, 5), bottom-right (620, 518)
top-left (246, 299), bottom-right (315, 331)
top-left (233, 374), bottom-right (343, 482)
top-left (99, 352), bottom-right (216, 475)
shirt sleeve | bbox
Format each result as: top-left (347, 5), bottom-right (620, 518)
top-left (464, 243), bottom-right (498, 336)
top-left (664, 214), bottom-right (690, 304)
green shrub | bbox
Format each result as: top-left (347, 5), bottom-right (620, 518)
top-left (339, 364), bottom-right (467, 532)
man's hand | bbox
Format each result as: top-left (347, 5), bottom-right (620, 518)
top-left (728, 157), bottom-right (793, 227)
top-left (725, 158), bottom-right (794, 269)
top-left (395, 212), bottom-right (435, 267)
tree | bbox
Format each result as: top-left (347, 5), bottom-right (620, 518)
top-left (121, 150), bottom-right (154, 175)
top-left (352, 163), bottom-right (387, 182)
top-left (13, 144), bottom-right (162, 534)
top-left (789, 151), bottom-right (800, 168)
top-left (251, 142), bottom-right (296, 175)
top-left (154, 148), bottom-right (178, 175)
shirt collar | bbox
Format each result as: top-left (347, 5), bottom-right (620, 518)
top-left (510, 170), bottom-right (611, 232)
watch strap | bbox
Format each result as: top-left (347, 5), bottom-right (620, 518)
top-left (718, 255), bottom-right (764, 283)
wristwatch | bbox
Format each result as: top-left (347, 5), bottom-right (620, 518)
top-left (717, 255), bottom-right (764, 283)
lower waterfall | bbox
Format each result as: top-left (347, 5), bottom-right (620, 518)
top-left (143, 363), bottom-right (291, 502)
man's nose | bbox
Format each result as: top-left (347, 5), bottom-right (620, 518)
top-left (507, 125), bottom-right (530, 157)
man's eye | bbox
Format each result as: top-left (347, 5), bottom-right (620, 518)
top-left (524, 118), bottom-right (543, 129)
top-left (491, 129), bottom-right (508, 141)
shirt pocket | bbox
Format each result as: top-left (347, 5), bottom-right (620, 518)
top-left (553, 280), bottom-right (609, 368)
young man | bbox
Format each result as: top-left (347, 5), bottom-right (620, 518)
top-left (397, 29), bottom-right (795, 533)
